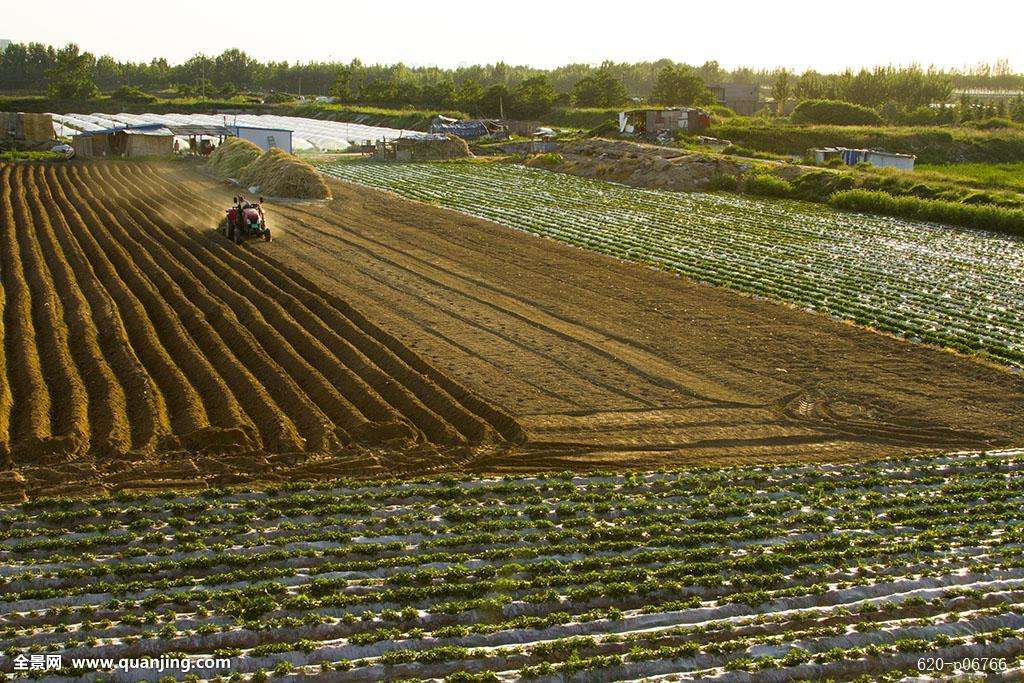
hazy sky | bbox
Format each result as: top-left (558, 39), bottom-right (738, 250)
top-left (5, 0), bottom-right (1022, 71)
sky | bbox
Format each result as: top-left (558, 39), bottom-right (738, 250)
top-left (4, 0), bottom-right (1023, 72)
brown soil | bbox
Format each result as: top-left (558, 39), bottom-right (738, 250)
top-left (3, 159), bottom-right (1023, 498)
top-left (0, 161), bottom-right (520, 499)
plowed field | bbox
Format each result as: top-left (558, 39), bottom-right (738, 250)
top-left (0, 161), bottom-right (522, 497)
top-left (2, 160), bottom-right (1024, 498)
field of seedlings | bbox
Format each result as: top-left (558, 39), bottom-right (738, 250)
top-left (0, 449), bottom-right (1022, 681)
top-left (320, 161), bottom-right (1024, 368)
top-left (0, 161), bottom-right (521, 490)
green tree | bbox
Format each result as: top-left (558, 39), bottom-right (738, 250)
top-left (214, 48), bottom-right (256, 90)
top-left (571, 65), bottom-right (628, 107)
top-left (418, 76), bottom-right (456, 109)
top-left (478, 84), bottom-right (512, 117)
top-left (650, 65), bottom-right (713, 106)
top-left (333, 64), bottom-right (355, 102)
top-left (794, 70), bottom-right (827, 101)
top-left (46, 43), bottom-right (98, 99)
top-left (456, 78), bottom-right (484, 114)
top-left (511, 75), bottom-right (556, 118)
top-left (770, 69), bottom-right (792, 114)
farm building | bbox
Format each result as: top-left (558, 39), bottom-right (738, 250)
top-left (708, 83), bottom-right (762, 115)
top-left (228, 125), bottom-right (293, 153)
top-left (812, 147), bottom-right (916, 170)
top-left (428, 116), bottom-right (508, 140)
top-left (1, 112), bottom-right (55, 149)
top-left (73, 123), bottom-right (236, 158)
top-left (618, 108), bottom-right (711, 136)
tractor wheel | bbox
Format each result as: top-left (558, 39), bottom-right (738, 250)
top-left (263, 230), bottom-right (272, 242)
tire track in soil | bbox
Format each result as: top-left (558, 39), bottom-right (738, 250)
top-left (43, 165), bottom-right (168, 453)
top-left (0, 166), bottom-right (53, 457)
top-left (26, 165), bottom-right (132, 457)
top-left (134, 163), bottom-right (518, 445)
top-left (74, 164), bottom-right (305, 453)
top-left (268, 206), bottom-right (656, 411)
top-left (155, 170), bottom-right (617, 414)
top-left (59, 165), bottom-right (228, 444)
top-left (275, 199), bottom-right (756, 407)
top-left (96, 164), bottom-right (365, 449)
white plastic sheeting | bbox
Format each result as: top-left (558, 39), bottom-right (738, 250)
top-left (50, 112), bottom-right (425, 152)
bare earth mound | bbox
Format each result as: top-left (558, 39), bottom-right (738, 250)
top-left (2, 160), bottom-right (1023, 497)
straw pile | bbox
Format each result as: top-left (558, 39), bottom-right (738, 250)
top-left (397, 134), bottom-right (472, 161)
top-left (21, 113), bottom-right (55, 142)
top-left (238, 148), bottom-right (331, 200)
top-left (207, 137), bottom-right (262, 178)
top-left (208, 138), bottom-right (330, 200)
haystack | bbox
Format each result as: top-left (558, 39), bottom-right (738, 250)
top-left (396, 134), bottom-right (472, 161)
top-left (238, 148), bottom-right (331, 200)
top-left (207, 137), bottom-right (262, 178)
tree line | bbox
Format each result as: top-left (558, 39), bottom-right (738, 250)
top-left (1, 41), bottom-right (1021, 117)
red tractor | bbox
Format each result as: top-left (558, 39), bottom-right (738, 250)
top-left (223, 196), bottom-right (272, 244)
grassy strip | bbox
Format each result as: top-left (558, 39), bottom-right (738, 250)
top-left (713, 120), bottom-right (1024, 164)
top-left (0, 150), bottom-right (64, 163)
top-left (829, 189), bottom-right (1024, 235)
top-left (916, 162), bottom-right (1024, 192)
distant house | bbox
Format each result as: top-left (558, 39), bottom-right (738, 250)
top-left (72, 123), bottom-right (233, 158)
top-left (618, 108), bottom-right (710, 136)
top-left (708, 83), bottom-right (761, 115)
top-left (73, 125), bottom-right (175, 158)
top-left (71, 122), bottom-right (293, 158)
top-left (811, 147), bottom-right (916, 171)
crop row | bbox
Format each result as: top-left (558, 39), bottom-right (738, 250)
top-left (0, 450), bottom-right (1022, 680)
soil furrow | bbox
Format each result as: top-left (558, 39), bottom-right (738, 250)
top-left (40, 165), bottom-right (165, 452)
top-left (151, 170), bottom-right (520, 442)
top-left (124, 164), bottom-right (478, 445)
top-left (79, 164), bottom-right (319, 452)
top-left (239, 246), bottom-right (527, 444)
top-left (0, 172), bottom-right (11, 461)
top-left (25, 165), bottom-right (132, 456)
top-left (58, 165), bottom-right (221, 442)
top-left (0, 166), bottom-right (52, 455)
top-left (106, 164), bottom-right (408, 444)
top-left (10, 165), bottom-right (90, 452)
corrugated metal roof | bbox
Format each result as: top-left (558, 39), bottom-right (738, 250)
top-left (230, 125), bottom-right (293, 134)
